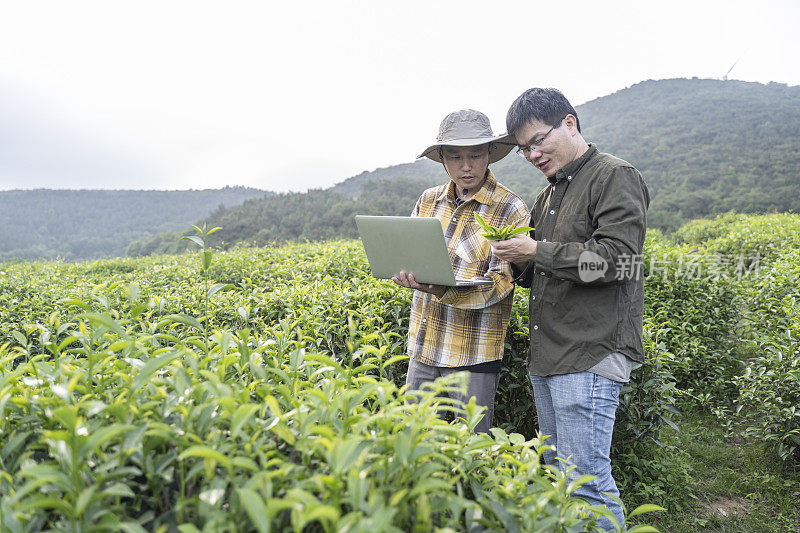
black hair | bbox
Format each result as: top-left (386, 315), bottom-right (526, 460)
top-left (506, 88), bottom-right (581, 138)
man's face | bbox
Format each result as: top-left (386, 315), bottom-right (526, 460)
top-left (441, 144), bottom-right (491, 197)
top-left (514, 117), bottom-right (573, 178)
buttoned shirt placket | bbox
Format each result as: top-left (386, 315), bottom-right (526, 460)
top-left (529, 172), bottom-right (573, 346)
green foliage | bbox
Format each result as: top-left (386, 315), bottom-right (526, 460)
top-left (473, 213), bottom-right (534, 241)
top-left (671, 212), bottom-right (800, 462)
top-left (4, 210), bottom-right (800, 529)
top-left (656, 413), bottom-right (800, 532)
top-left (579, 79), bottom-right (800, 231)
top-left (642, 233), bottom-right (741, 408)
top-left (0, 242), bottom-right (665, 531)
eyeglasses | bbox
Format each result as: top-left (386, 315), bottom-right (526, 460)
top-left (516, 116), bottom-right (565, 157)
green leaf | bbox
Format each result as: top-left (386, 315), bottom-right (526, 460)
top-left (380, 354), bottom-right (409, 370)
top-left (78, 312), bottom-right (131, 341)
top-left (265, 419), bottom-right (295, 445)
top-left (506, 225), bottom-right (535, 237)
top-left (238, 488), bottom-right (270, 533)
top-left (163, 314), bottom-right (203, 331)
top-left (302, 505), bottom-right (340, 525)
top-left (57, 298), bottom-right (91, 310)
top-left (208, 283), bottom-right (231, 298)
top-left (17, 495), bottom-right (73, 514)
top-left (74, 485), bottom-right (97, 517)
top-left (264, 395), bottom-right (282, 417)
top-left (473, 212), bottom-right (494, 233)
top-left (101, 483), bottom-right (136, 498)
top-left (178, 445), bottom-right (232, 468)
top-left (52, 405), bottom-right (78, 431)
top-left (231, 404), bottom-right (260, 438)
top-left (182, 235), bottom-right (204, 248)
top-left (11, 330), bottom-right (27, 346)
top-left (131, 350), bottom-right (181, 392)
top-left (566, 474), bottom-right (597, 494)
top-left (118, 522), bottom-right (149, 533)
top-left (81, 424), bottom-right (132, 456)
top-left (127, 282), bottom-right (140, 303)
top-left (628, 503), bottom-right (666, 518)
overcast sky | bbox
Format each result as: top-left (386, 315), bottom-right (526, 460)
top-left (1, 0), bottom-right (798, 192)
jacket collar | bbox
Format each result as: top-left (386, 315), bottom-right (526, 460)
top-left (549, 143), bottom-right (598, 184)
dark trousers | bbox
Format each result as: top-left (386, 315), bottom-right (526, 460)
top-left (405, 358), bottom-right (500, 434)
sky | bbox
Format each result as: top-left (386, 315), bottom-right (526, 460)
top-left (1, 0), bottom-right (798, 192)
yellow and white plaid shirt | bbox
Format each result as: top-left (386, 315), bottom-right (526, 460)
top-left (407, 170), bottom-right (530, 367)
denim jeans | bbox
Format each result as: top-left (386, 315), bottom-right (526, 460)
top-left (529, 372), bottom-right (624, 531)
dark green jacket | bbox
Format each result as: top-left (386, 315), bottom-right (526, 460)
top-left (513, 144), bottom-right (650, 376)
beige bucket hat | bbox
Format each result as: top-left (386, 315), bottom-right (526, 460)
top-left (418, 109), bottom-right (516, 164)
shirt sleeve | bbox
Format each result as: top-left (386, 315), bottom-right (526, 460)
top-left (411, 195), bottom-right (422, 217)
top-left (437, 250), bottom-right (516, 309)
top-left (535, 165), bottom-right (649, 285)
top-left (437, 208), bottom-right (528, 309)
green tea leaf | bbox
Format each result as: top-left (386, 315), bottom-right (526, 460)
top-left (131, 350), bottom-right (181, 392)
top-left (628, 503), bottom-right (667, 518)
top-left (182, 235), bottom-right (204, 248)
top-left (178, 445), bottom-right (232, 468)
top-left (238, 488), bottom-right (270, 533)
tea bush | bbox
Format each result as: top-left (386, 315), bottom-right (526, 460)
top-left (641, 232), bottom-right (740, 408)
top-left (674, 212), bottom-right (800, 263)
top-left (734, 246), bottom-right (800, 462)
top-left (1, 320), bottom-right (628, 531)
top-left (8, 210), bottom-right (800, 529)
top-left (674, 213), bottom-right (800, 462)
top-left (0, 241), bottom-right (667, 531)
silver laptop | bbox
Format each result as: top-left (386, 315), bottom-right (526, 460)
top-left (355, 215), bottom-right (492, 287)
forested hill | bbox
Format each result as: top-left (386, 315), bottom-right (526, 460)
top-left (578, 78), bottom-right (800, 229)
top-left (130, 78), bottom-right (800, 256)
top-left (0, 187), bottom-right (270, 261)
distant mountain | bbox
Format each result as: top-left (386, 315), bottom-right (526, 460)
top-left (577, 78), bottom-right (800, 229)
top-left (0, 187), bottom-right (271, 261)
top-left (130, 78), bottom-right (800, 256)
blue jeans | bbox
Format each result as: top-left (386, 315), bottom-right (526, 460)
top-left (529, 372), bottom-right (624, 531)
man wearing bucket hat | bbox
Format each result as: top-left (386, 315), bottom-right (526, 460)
top-left (391, 109), bottom-right (529, 434)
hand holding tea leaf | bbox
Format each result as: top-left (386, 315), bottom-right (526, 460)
top-left (474, 212), bottom-right (534, 241)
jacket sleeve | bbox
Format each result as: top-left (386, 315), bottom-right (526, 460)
top-left (437, 248), bottom-right (516, 310)
top-left (534, 166), bottom-right (649, 285)
top-left (510, 259), bottom-right (535, 288)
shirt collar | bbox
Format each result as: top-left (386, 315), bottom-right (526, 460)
top-left (435, 169), bottom-right (498, 205)
top-left (549, 143), bottom-right (598, 184)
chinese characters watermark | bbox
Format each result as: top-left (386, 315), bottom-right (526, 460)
top-left (578, 251), bottom-right (762, 282)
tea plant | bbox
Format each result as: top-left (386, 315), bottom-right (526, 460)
top-left (474, 212), bottom-right (534, 241)
top-left (0, 311), bottom-right (661, 531)
top-left (6, 211), bottom-right (799, 528)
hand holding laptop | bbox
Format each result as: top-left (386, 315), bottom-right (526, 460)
top-left (391, 270), bottom-right (447, 298)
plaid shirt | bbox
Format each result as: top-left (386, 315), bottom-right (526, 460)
top-left (407, 170), bottom-right (529, 367)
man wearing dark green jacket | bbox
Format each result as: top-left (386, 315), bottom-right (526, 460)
top-left (490, 88), bottom-right (650, 531)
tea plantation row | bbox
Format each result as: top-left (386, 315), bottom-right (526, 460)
top-left (0, 212), bottom-right (798, 531)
